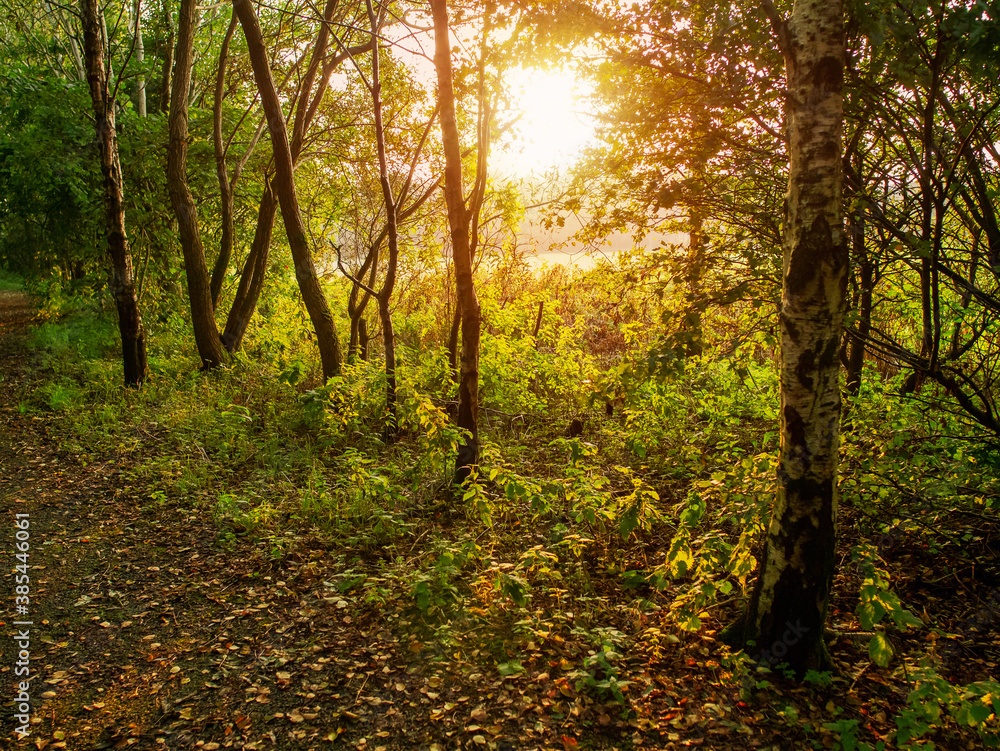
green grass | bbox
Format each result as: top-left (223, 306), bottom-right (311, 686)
top-left (0, 268), bottom-right (24, 291)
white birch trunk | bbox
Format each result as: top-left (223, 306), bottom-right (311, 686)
top-left (725, 0), bottom-right (847, 676)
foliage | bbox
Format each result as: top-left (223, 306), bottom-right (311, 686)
top-left (0, 68), bottom-right (100, 274)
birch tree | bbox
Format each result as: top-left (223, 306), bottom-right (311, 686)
top-left (723, 0), bottom-right (848, 675)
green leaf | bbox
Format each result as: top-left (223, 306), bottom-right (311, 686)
top-left (619, 504), bottom-right (639, 540)
top-left (499, 572), bottom-right (529, 607)
top-left (955, 702), bottom-right (991, 727)
top-left (869, 633), bottom-right (893, 666)
top-left (497, 660), bottom-right (525, 676)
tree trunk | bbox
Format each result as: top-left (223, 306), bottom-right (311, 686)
top-left (431, 0), bottom-right (481, 483)
top-left (211, 11), bottom-right (240, 309)
top-left (365, 0), bottom-right (400, 436)
top-left (218, 0), bottom-right (364, 353)
top-left (347, 243), bottom-right (379, 360)
top-left (81, 0), bottom-right (148, 387)
top-left (843, 233), bottom-right (871, 408)
top-left (57, 8), bottom-right (87, 81)
top-left (158, 0), bottom-right (174, 113)
top-left (359, 318), bottom-right (369, 361)
top-left (168, 0), bottom-right (226, 369)
top-left (234, 0), bottom-right (342, 381)
top-left (221, 179), bottom-right (277, 352)
top-left (723, 0), bottom-right (847, 676)
top-left (133, 0), bottom-right (146, 116)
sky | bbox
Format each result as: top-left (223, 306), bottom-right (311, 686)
top-left (491, 66), bottom-right (598, 179)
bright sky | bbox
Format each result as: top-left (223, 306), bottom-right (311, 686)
top-left (384, 16), bottom-right (597, 179)
top-left (494, 66), bottom-right (597, 178)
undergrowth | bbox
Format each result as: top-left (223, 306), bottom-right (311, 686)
top-left (15, 279), bottom-right (1000, 750)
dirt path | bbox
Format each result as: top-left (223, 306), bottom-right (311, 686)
top-left (0, 294), bottom-right (388, 750)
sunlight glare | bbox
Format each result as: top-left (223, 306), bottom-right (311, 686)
top-left (497, 67), bottom-right (596, 177)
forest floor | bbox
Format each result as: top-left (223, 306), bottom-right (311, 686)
top-left (0, 291), bottom-right (994, 751)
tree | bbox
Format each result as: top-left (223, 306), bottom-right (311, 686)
top-left (233, 0), bottom-right (343, 381)
top-left (840, 0), bottom-right (1000, 435)
top-left (533, 0), bottom-right (787, 371)
top-left (431, 0), bottom-right (482, 482)
top-left (723, 0), bottom-right (848, 675)
top-left (168, 0), bottom-right (227, 369)
top-left (221, 0), bottom-right (370, 354)
top-left (81, 0), bottom-right (149, 387)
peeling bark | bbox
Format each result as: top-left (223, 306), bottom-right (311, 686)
top-left (724, 0), bottom-right (847, 676)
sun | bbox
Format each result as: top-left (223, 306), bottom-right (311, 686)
top-left (495, 66), bottom-right (596, 177)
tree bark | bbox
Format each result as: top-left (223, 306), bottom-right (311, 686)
top-left (57, 8), bottom-right (87, 81)
top-left (431, 0), bottom-right (481, 483)
top-left (81, 0), bottom-right (148, 387)
top-left (221, 179), bottom-right (277, 352)
top-left (158, 0), bottom-right (174, 113)
top-left (133, 0), bottom-right (146, 116)
top-left (234, 0), bottom-right (342, 380)
top-left (364, 0), bottom-right (401, 437)
top-left (219, 0), bottom-right (354, 355)
top-left (347, 244), bottom-right (379, 360)
top-left (168, 0), bottom-right (226, 369)
top-left (723, 0), bottom-right (847, 676)
top-left (211, 11), bottom-right (240, 309)
top-left (358, 317), bottom-right (369, 361)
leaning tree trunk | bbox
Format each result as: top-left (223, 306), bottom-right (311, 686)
top-left (234, 0), bottom-right (342, 380)
top-left (168, 0), bottom-right (226, 369)
top-left (723, 0), bottom-right (848, 676)
top-left (81, 0), bottom-right (148, 387)
top-left (221, 179), bottom-right (277, 352)
top-left (210, 11), bottom-right (240, 309)
top-left (431, 0), bottom-right (481, 483)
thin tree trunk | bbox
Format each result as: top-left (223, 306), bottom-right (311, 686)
top-left (844, 236), bottom-right (871, 403)
top-left (364, 0), bottom-right (401, 436)
top-left (723, 0), bottom-right (848, 676)
top-left (81, 0), bottom-right (148, 387)
top-left (347, 243), bottom-right (379, 360)
top-left (220, 0), bottom-right (352, 354)
top-left (532, 300), bottom-right (544, 341)
top-left (57, 7), bottom-right (87, 81)
top-left (841, 153), bottom-right (870, 427)
top-left (168, 0), bottom-right (226, 369)
top-left (133, 0), bottom-right (146, 116)
top-left (159, 0), bottom-right (174, 113)
top-left (211, 11), bottom-right (240, 309)
top-left (221, 179), bottom-right (277, 352)
top-left (431, 0), bottom-right (481, 483)
top-left (234, 0), bottom-right (342, 381)
top-left (359, 318), bottom-right (369, 361)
